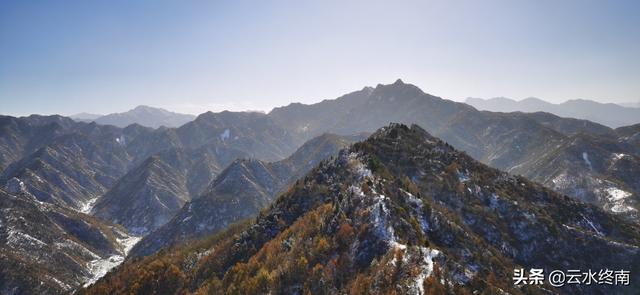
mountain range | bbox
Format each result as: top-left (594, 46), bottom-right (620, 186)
top-left (269, 80), bottom-right (639, 219)
top-left (1, 80), bottom-right (639, 293)
top-left (71, 105), bottom-right (196, 128)
top-left (129, 133), bottom-right (365, 257)
top-left (1, 178), bottom-right (139, 294)
top-left (83, 124), bottom-right (640, 294)
top-left (466, 97), bottom-right (640, 128)
top-left (620, 102), bottom-right (640, 108)
top-left (0, 110), bottom-right (304, 293)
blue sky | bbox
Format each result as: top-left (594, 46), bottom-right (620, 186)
top-left (1, 0), bottom-right (639, 116)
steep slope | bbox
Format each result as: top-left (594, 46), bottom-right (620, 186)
top-left (117, 110), bottom-right (298, 178)
top-left (1, 133), bottom-right (131, 210)
top-left (153, 144), bottom-right (248, 197)
top-left (269, 79), bottom-right (613, 165)
top-left (519, 111), bottom-right (613, 137)
top-left (0, 179), bottom-right (138, 294)
top-left (89, 105), bottom-right (195, 128)
top-left (91, 156), bottom-right (190, 235)
top-left (508, 133), bottom-right (640, 217)
top-left (84, 124), bottom-right (640, 295)
top-left (617, 123), bottom-right (640, 151)
top-left (130, 133), bottom-right (363, 257)
top-left (91, 116), bottom-right (308, 236)
top-left (270, 133), bottom-right (367, 184)
top-left (0, 111), bottom-right (306, 293)
top-left (0, 115), bottom-right (78, 172)
top-left (0, 123), bottom-right (152, 210)
top-left (466, 97), bottom-right (640, 128)
top-left (268, 80), bottom-right (638, 218)
top-left (269, 87), bottom-right (373, 136)
top-left (1, 110), bottom-right (298, 214)
top-left (175, 111), bottom-right (298, 162)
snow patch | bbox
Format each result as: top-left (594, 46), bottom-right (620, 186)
top-left (154, 194), bottom-right (170, 210)
top-left (604, 187), bottom-right (635, 213)
top-left (612, 153), bottom-right (627, 161)
top-left (582, 152), bottom-right (593, 170)
top-left (348, 152), bottom-right (373, 180)
top-left (49, 276), bottom-right (72, 291)
top-left (581, 215), bottom-right (603, 236)
top-left (5, 177), bottom-right (27, 194)
top-left (115, 135), bottom-right (126, 146)
top-left (84, 255), bottom-right (124, 287)
top-left (412, 247), bottom-right (441, 295)
top-left (79, 197), bottom-right (98, 214)
top-left (6, 229), bottom-right (46, 248)
top-left (400, 188), bottom-right (429, 231)
top-left (219, 129), bottom-right (230, 141)
top-left (606, 187), bottom-right (632, 201)
top-left (117, 235), bottom-right (142, 255)
top-left (370, 192), bottom-right (397, 244)
top-left (388, 244), bottom-right (441, 295)
top-left (83, 232), bottom-right (141, 287)
top-left (457, 171), bottom-right (470, 183)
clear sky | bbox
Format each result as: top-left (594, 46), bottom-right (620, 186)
top-left (1, 0), bottom-right (639, 116)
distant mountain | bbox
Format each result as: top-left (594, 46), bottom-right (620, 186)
top-left (0, 119), bottom-right (152, 210)
top-left (77, 105), bottom-right (196, 128)
top-left (507, 133), bottom-right (640, 216)
top-left (3, 81), bottom-right (640, 293)
top-left (619, 102), bottom-right (640, 108)
top-left (0, 115), bottom-right (79, 172)
top-left (1, 110), bottom-right (299, 212)
top-left (6, 82), bottom-right (635, 223)
top-left (129, 133), bottom-right (364, 257)
top-left (88, 111), bottom-right (300, 235)
top-left (84, 124), bottom-right (640, 294)
top-left (0, 110), bottom-right (304, 292)
top-left (1, 179), bottom-right (139, 294)
top-left (269, 79), bottom-right (639, 217)
top-left (70, 112), bottom-right (103, 121)
top-left (466, 97), bottom-right (640, 128)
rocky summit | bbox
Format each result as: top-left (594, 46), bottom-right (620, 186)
top-left (129, 133), bottom-right (363, 258)
top-left (1, 81), bottom-right (639, 294)
top-left (82, 124), bottom-right (640, 295)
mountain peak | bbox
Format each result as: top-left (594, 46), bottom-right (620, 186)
top-left (131, 105), bottom-right (164, 112)
top-left (77, 105), bottom-right (196, 128)
top-left (369, 123), bottom-right (438, 144)
top-left (376, 78), bottom-right (407, 89)
top-left (90, 123), bottom-right (640, 294)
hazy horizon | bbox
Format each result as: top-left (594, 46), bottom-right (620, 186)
top-left (2, 0), bottom-right (639, 116)
top-left (3, 79), bottom-right (640, 118)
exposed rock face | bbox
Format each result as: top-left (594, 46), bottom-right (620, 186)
top-left (130, 133), bottom-right (363, 257)
top-left (0, 110), bottom-right (304, 293)
top-left (84, 124), bottom-right (640, 295)
top-left (2, 81), bottom-right (640, 294)
top-left (507, 133), bottom-right (640, 218)
top-left (0, 184), bottom-right (137, 294)
top-left (91, 156), bottom-right (191, 235)
top-left (269, 80), bottom-right (640, 218)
